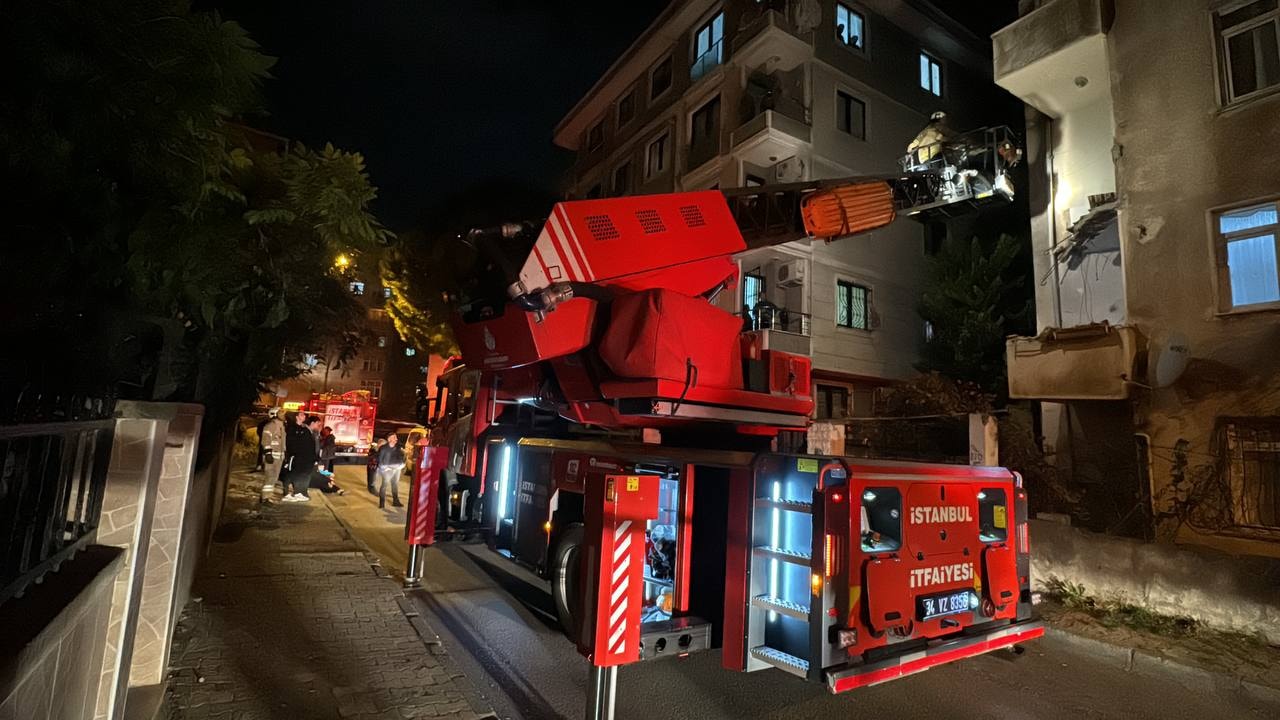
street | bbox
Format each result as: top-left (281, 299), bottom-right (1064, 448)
top-left (323, 465), bottom-right (1280, 720)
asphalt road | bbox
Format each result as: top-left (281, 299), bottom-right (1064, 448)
top-left (323, 466), bottom-right (1280, 720)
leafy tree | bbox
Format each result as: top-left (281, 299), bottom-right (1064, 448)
top-left (382, 181), bottom-right (554, 356)
top-left (916, 233), bottom-right (1030, 397)
top-left (0, 0), bottom-right (389, 428)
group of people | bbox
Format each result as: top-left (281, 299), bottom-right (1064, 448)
top-left (256, 409), bottom-right (407, 509)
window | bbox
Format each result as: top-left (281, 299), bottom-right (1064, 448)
top-left (377, 336), bottom-right (387, 348)
top-left (743, 272), bottom-right (765, 310)
top-left (688, 95), bottom-right (721, 165)
top-left (613, 162), bottom-right (632, 196)
top-left (382, 286), bottom-right (392, 299)
top-left (745, 173), bottom-right (766, 187)
top-left (650, 56), bottom-right (673, 99)
top-left (835, 90), bottom-right (866, 139)
top-left (360, 380), bottom-right (383, 400)
top-left (919, 52), bottom-right (943, 96)
top-left (977, 488), bottom-right (1009, 543)
top-left (348, 281), bottom-right (365, 295)
top-left (860, 487), bottom-right (902, 552)
top-left (645, 132), bottom-right (669, 178)
top-left (1214, 199), bottom-right (1280, 309)
top-left (836, 3), bottom-right (865, 49)
top-left (1223, 418), bottom-right (1280, 529)
top-left (587, 120), bottom-right (604, 152)
top-left (1216, 0), bottom-right (1280, 104)
top-left (618, 89), bottom-right (636, 126)
top-left (836, 280), bottom-right (869, 329)
top-left (404, 347), bottom-right (417, 357)
top-left (815, 384), bottom-right (850, 420)
top-left (361, 358), bottom-right (385, 373)
top-left (691, 11), bottom-right (724, 81)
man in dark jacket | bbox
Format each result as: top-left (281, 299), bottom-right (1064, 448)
top-left (283, 414), bottom-right (322, 502)
top-left (375, 431), bottom-right (406, 509)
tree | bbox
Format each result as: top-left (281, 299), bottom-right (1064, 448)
top-left (916, 233), bottom-right (1030, 397)
top-left (0, 0), bottom-right (390, 428)
top-left (381, 181), bottom-right (554, 356)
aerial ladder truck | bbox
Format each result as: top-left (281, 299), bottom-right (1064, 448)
top-left (406, 126), bottom-right (1041, 710)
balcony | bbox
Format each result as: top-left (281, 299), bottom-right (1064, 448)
top-left (1006, 323), bottom-right (1143, 400)
top-left (740, 307), bottom-right (812, 357)
top-left (731, 6), bottom-right (813, 74)
top-left (992, 0), bottom-right (1114, 117)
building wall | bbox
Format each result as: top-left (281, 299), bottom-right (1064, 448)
top-left (1109, 0), bottom-right (1280, 556)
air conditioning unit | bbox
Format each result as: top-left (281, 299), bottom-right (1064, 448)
top-left (776, 260), bottom-right (806, 287)
top-left (774, 155), bottom-right (805, 183)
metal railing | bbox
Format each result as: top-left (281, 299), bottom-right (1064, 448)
top-left (738, 307), bottom-right (811, 336)
top-left (1, 417), bottom-right (115, 605)
top-left (690, 39), bottom-right (723, 82)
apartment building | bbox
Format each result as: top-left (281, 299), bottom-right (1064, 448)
top-left (274, 265), bottom-right (430, 421)
top-left (554, 0), bottom-right (1019, 420)
top-left (996, 0), bottom-right (1280, 555)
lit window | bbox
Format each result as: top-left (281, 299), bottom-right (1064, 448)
top-left (404, 347), bottom-right (417, 357)
top-left (919, 52), bottom-right (943, 96)
top-left (361, 380), bottom-right (382, 399)
top-left (1216, 0), bottom-right (1280, 104)
top-left (377, 336), bottom-right (387, 348)
top-left (691, 12), bottom-right (724, 81)
top-left (348, 281), bottom-right (365, 295)
top-left (645, 132), bottom-right (669, 179)
top-left (587, 120), bottom-right (604, 152)
top-left (836, 280), bottom-right (870, 329)
top-left (743, 272), bottom-right (765, 310)
top-left (418, 365), bottom-right (428, 374)
top-left (836, 3), bottom-right (865, 49)
top-left (924, 320), bottom-right (936, 342)
top-left (382, 287), bottom-right (392, 299)
top-left (650, 56), bottom-right (672, 99)
top-left (618, 89), bottom-right (636, 126)
top-left (1214, 200), bottom-right (1280, 309)
top-left (836, 90), bottom-right (865, 139)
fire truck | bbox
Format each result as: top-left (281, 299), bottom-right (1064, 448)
top-left (304, 389), bottom-right (377, 458)
top-left (410, 127), bottom-right (1042, 699)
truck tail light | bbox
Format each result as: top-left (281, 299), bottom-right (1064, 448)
top-left (824, 533), bottom-right (841, 578)
top-left (1017, 521), bottom-right (1030, 555)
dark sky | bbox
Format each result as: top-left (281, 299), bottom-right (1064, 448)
top-left (210, 1), bottom-right (1016, 230)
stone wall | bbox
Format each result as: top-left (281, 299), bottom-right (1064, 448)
top-left (1030, 518), bottom-right (1280, 643)
top-left (0, 546), bottom-right (124, 719)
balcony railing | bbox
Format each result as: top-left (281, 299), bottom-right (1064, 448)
top-left (731, 4), bottom-right (805, 56)
top-left (690, 39), bottom-right (724, 82)
top-left (739, 307), bottom-right (811, 337)
top-left (1, 413), bottom-right (115, 605)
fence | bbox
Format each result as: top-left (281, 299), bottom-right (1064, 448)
top-left (0, 417), bottom-right (115, 605)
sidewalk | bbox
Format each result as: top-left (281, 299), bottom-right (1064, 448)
top-left (161, 465), bottom-right (493, 720)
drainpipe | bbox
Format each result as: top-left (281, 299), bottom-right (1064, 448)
top-left (1045, 115), bottom-right (1064, 328)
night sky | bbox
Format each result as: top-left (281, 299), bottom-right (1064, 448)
top-left (209, 1), bottom-right (1016, 230)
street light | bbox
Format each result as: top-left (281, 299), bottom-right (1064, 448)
top-left (334, 253), bottom-right (351, 269)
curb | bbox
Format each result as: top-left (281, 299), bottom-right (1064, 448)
top-left (319, 496), bottom-right (498, 719)
top-left (1043, 625), bottom-right (1280, 705)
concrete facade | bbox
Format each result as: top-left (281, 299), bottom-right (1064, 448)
top-left (555, 0), bottom-right (1019, 418)
top-left (996, 0), bottom-right (1280, 555)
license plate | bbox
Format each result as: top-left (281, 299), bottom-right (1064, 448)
top-left (917, 589), bottom-right (975, 621)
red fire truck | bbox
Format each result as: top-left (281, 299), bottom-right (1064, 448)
top-left (304, 389), bottom-right (377, 458)
top-left (410, 127), bottom-right (1042, 697)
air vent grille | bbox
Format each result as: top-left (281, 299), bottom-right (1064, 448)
top-left (635, 209), bottom-right (665, 234)
top-left (585, 214), bottom-right (620, 241)
top-left (679, 204), bottom-right (706, 228)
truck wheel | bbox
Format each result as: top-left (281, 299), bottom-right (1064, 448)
top-left (551, 524), bottom-right (585, 639)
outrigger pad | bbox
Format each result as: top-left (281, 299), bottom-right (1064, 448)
top-left (599, 288), bottom-right (744, 390)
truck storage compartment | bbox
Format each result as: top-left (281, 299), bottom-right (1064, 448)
top-left (598, 288), bottom-right (743, 390)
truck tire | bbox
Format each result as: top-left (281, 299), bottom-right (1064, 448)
top-left (550, 523), bottom-right (585, 639)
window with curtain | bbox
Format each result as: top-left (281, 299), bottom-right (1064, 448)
top-left (1215, 200), bottom-right (1280, 309)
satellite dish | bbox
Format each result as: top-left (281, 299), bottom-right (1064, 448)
top-left (1146, 330), bottom-right (1190, 388)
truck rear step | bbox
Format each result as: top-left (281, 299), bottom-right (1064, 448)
top-left (750, 594), bottom-right (809, 621)
top-left (751, 646), bottom-right (810, 678)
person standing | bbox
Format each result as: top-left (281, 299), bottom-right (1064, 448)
top-left (366, 437), bottom-right (386, 494)
top-left (259, 409), bottom-right (286, 503)
top-left (375, 431), bottom-right (406, 509)
top-left (319, 426), bottom-right (338, 473)
top-left (283, 414), bottom-right (321, 502)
